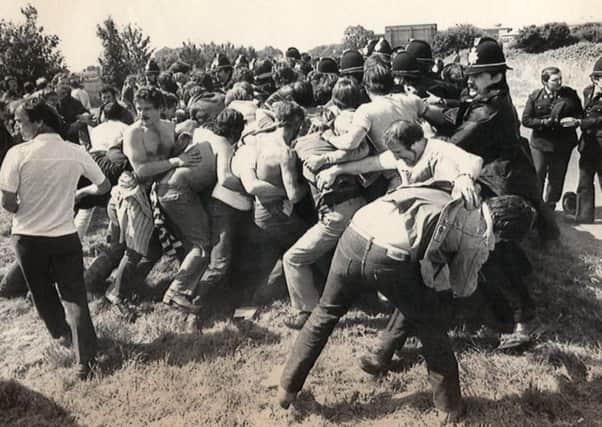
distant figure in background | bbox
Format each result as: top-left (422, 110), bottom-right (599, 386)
top-left (70, 76), bottom-right (91, 111)
top-left (522, 66), bottom-right (583, 209)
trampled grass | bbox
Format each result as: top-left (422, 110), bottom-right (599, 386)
top-left (2, 44), bottom-right (602, 426)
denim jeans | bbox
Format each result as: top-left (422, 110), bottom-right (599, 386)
top-left (280, 227), bottom-right (462, 412)
top-left (252, 199), bottom-right (308, 299)
top-left (253, 200), bottom-right (308, 251)
top-left (283, 196), bottom-right (366, 312)
top-left (197, 198), bottom-right (247, 300)
top-left (157, 183), bottom-right (210, 297)
top-left (13, 233), bottom-right (97, 365)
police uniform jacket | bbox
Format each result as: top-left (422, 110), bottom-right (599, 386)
top-left (522, 86), bottom-right (583, 152)
top-left (579, 84), bottom-right (602, 156)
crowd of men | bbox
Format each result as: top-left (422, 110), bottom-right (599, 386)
top-left (1, 36), bottom-right (601, 422)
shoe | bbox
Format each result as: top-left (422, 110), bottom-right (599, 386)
top-left (359, 351), bottom-right (390, 376)
top-left (75, 362), bottom-right (94, 381)
top-left (283, 312), bottom-right (310, 330)
top-left (163, 291), bottom-right (202, 314)
top-left (277, 386), bottom-right (297, 409)
top-left (105, 293), bottom-right (138, 323)
top-left (442, 401), bottom-right (467, 424)
top-left (497, 322), bottom-right (531, 350)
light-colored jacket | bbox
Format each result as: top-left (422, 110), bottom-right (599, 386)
top-left (420, 196), bottom-right (495, 297)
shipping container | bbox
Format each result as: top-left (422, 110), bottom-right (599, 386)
top-left (385, 24), bottom-right (438, 48)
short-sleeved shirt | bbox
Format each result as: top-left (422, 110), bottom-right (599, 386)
top-left (0, 133), bottom-right (106, 236)
top-left (353, 93), bottom-right (426, 153)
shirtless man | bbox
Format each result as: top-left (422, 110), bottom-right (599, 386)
top-left (238, 101), bottom-right (309, 302)
top-left (104, 86), bottom-right (201, 315)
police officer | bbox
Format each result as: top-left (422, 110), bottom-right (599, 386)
top-left (211, 53), bottom-right (234, 92)
top-left (574, 57), bottom-right (602, 222)
top-left (405, 39), bottom-right (463, 103)
top-left (360, 38), bottom-right (559, 375)
top-left (339, 49), bottom-right (364, 84)
top-left (522, 66), bottom-right (583, 209)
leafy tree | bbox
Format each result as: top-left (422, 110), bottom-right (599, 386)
top-left (257, 46), bottom-right (283, 59)
top-left (96, 16), bottom-right (153, 88)
top-left (432, 24), bottom-right (483, 56)
top-left (516, 22), bottom-right (575, 53)
top-left (121, 23), bottom-right (154, 73)
top-left (0, 4), bottom-right (66, 84)
top-left (343, 25), bottom-right (376, 50)
top-left (308, 44), bottom-right (345, 59)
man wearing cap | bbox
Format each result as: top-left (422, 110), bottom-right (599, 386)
top-left (522, 67), bottom-right (583, 210)
top-left (285, 47), bottom-right (301, 69)
top-left (253, 58), bottom-right (276, 104)
top-left (573, 57), bottom-right (602, 222)
top-left (211, 54), bottom-right (234, 92)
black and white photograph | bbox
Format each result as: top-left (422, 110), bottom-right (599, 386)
top-left (0, 0), bottom-right (601, 425)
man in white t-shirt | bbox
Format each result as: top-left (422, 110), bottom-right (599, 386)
top-left (322, 55), bottom-right (431, 197)
top-left (0, 100), bottom-right (110, 380)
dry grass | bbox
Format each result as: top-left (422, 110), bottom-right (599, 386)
top-left (2, 46), bottom-right (602, 426)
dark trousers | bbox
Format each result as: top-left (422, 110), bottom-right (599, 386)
top-left (107, 233), bottom-right (162, 300)
top-left (13, 233), bottom-right (97, 365)
top-left (280, 227), bottom-right (462, 412)
top-left (576, 149), bottom-right (602, 223)
top-left (531, 146), bottom-right (573, 206)
top-left (376, 240), bottom-right (535, 362)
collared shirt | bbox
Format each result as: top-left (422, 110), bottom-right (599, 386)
top-left (0, 133), bottom-right (105, 236)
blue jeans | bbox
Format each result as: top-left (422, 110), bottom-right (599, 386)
top-left (283, 196), bottom-right (366, 312)
top-left (197, 198), bottom-right (247, 299)
top-left (280, 227), bottom-right (462, 412)
top-left (157, 183), bottom-right (210, 297)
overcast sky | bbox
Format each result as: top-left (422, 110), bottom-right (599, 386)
top-left (1, 0), bottom-right (601, 70)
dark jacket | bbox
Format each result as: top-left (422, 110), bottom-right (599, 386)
top-left (522, 86), bottom-right (583, 152)
top-left (579, 84), bottom-right (602, 156)
top-left (58, 95), bottom-right (88, 143)
top-left (426, 86), bottom-right (559, 240)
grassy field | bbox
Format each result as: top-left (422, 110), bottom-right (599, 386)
top-left (1, 45), bottom-right (602, 426)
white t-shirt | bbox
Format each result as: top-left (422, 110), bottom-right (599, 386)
top-left (89, 120), bottom-right (129, 152)
top-left (0, 133), bottom-right (106, 236)
top-left (353, 93), bottom-right (426, 153)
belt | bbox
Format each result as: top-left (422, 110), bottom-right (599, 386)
top-left (349, 224), bottom-right (410, 262)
